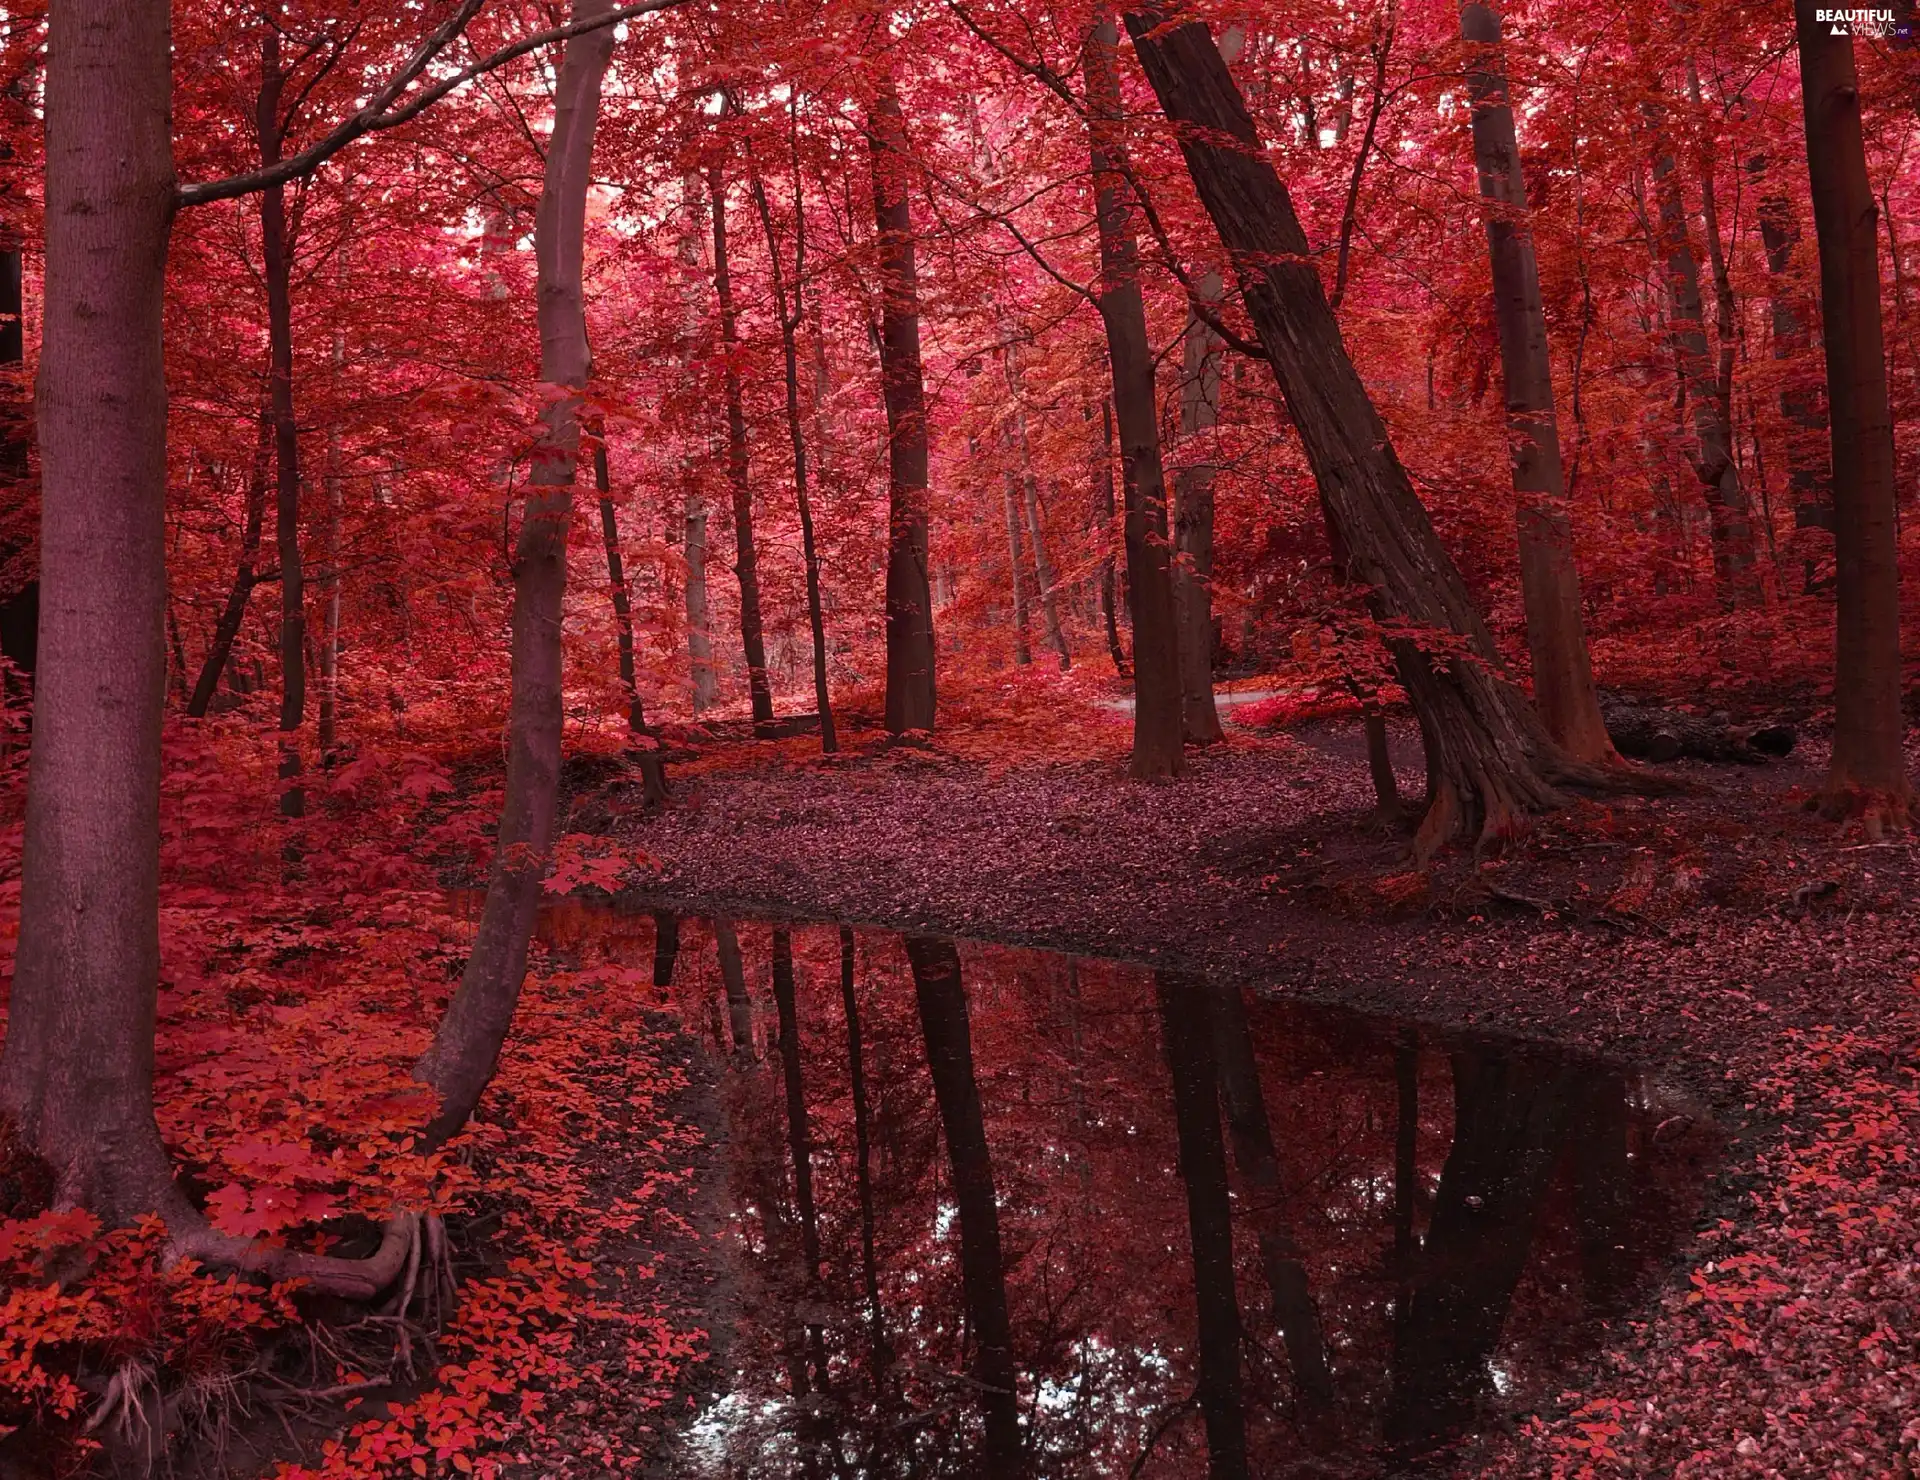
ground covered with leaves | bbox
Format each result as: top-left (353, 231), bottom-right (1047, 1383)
top-left (0, 728), bottom-right (707, 1478)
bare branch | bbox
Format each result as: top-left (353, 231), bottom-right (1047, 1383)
top-left (178, 0), bottom-right (688, 209)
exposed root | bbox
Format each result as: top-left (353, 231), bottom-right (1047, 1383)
top-left (1813, 780), bottom-right (1913, 835)
top-left (85, 1359), bottom-right (157, 1446)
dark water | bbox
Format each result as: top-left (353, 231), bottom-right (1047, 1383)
top-left (533, 904), bottom-right (1715, 1479)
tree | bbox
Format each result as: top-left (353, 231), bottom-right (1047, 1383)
top-left (1086, 12), bottom-right (1184, 780)
top-left (870, 82), bottom-right (938, 738)
top-left (1123, 10), bottom-right (1596, 853)
top-left (1460, 0), bottom-right (1615, 765)
top-left (1795, 0), bottom-right (1913, 828)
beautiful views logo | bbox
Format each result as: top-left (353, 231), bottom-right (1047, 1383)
top-left (1814, 8), bottom-right (1908, 36)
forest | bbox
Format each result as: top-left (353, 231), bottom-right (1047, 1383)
top-left (0, 0), bottom-right (1915, 1472)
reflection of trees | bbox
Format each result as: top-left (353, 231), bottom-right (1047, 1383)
top-left (625, 916), bottom-right (1693, 1480)
top-left (652, 910), bottom-right (680, 986)
top-left (1387, 1052), bottom-right (1576, 1448)
top-left (715, 918), bottom-right (754, 1056)
top-left (1157, 972), bottom-right (1249, 1480)
top-left (906, 934), bottom-right (1024, 1477)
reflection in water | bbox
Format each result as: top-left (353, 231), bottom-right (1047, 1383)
top-left (525, 904), bottom-right (1713, 1478)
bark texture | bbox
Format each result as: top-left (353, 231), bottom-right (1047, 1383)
top-left (869, 86), bottom-right (937, 736)
top-left (1125, 11), bottom-right (1579, 851)
top-left (0, 0), bottom-right (181, 1220)
top-left (1795, 3), bottom-right (1913, 826)
top-left (1462, 1), bottom-right (1615, 766)
top-left (1086, 13), bottom-right (1183, 779)
top-left (413, 0), bottom-right (613, 1143)
top-left (1175, 276), bottom-right (1225, 745)
top-left (1753, 177), bottom-right (1834, 541)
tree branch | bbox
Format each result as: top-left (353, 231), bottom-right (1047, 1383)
top-left (178, 0), bottom-right (689, 209)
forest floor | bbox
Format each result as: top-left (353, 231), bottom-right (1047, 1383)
top-left (567, 698), bottom-right (1920, 1477)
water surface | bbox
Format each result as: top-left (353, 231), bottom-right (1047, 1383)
top-left (533, 904), bottom-right (1714, 1479)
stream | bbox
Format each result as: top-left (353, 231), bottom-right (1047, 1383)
top-left (530, 901), bottom-right (1716, 1478)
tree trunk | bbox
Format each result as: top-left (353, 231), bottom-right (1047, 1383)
top-left (318, 323), bottom-right (344, 760)
top-left (840, 927), bottom-right (890, 1370)
top-left (1094, 399), bottom-right (1128, 676)
top-left (1085, 13), bottom-right (1183, 780)
top-left (594, 436), bottom-right (668, 803)
top-left (258, 33), bottom-right (306, 818)
top-left (1124, 12), bottom-right (1583, 853)
top-left (707, 160), bottom-right (776, 731)
top-left (677, 173), bottom-right (717, 714)
top-left (904, 935), bottom-right (1022, 1475)
top-left (651, 911), bottom-right (680, 987)
top-left (0, 0), bottom-right (181, 1220)
top-left (1796, 3), bottom-right (1913, 827)
top-left (1175, 276), bottom-right (1225, 744)
top-left (715, 918), bottom-right (754, 1056)
top-left (1154, 973), bottom-right (1249, 1479)
top-left (1753, 175), bottom-right (1835, 546)
top-left (412, 0), bottom-right (612, 1144)
top-left (771, 930), bottom-right (822, 1279)
top-left (186, 408), bottom-right (272, 718)
top-left (1461, 1), bottom-right (1616, 765)
top-left (748, 139), bottom-right (838, 753)
top-left (1643, 92), bottom-right (1762, 608)
top-left (1387, 1053), bottom-right (1573, 1448)
top-left (1205, 977), bottom-right (1334, 1414)
top-left (1022, 471), bottom-right (1070, 669)
top-left (870, 85), bottom-right (937, 737)
top-left (1002, 464), bottom-right (1033, 665)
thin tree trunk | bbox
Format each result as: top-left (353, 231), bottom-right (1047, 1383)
top-left (0, 0), bottom-right (181, 1220)
top-left (870, 84), bottom-right (937, 737)
top-left (715, 918), bottom-right (754, 1055)
top-left (1795, 3), bottom-right (1913, 826)
top-left (412, 0), bottom-right (612, 1144)
top-left (904, 936), bottom-right (1022, 1475)
top-left (748, 126), bottom-right (838, 753)
top-left (186, 407), bottom-right (273, 718)
top-left (677, 173), bottom-right (717, 714)
top-left (1095, 399), bottom-right (1128, 675)
top-left (840, 928), bottom-right (890, 1371)
top-left (594, 435), bottom-right (668, 803)
top-left (771, 930), bottom-right (822, 1278)
top-left (1085, 13), bottom-right (1183, 779)
top-left (1155, 973), bottom-right (1249, 1480)
top-left (1125, 12), bottom-right (1587, 853)
top-left (1003, 464), bottom-right (1033, 665)
top-left (1175, 276), bottom-right (1224, 744)
top-left (1023, 471), bottom-right (1070, 669)
top-left (258, 32), bottom-right (305, 818)
top-left (707, 160), bottom-right (776, 731)
top-left (1462, 1), bottom-right (1616, 764)
top-left (1643, 87), bottom-right (1762, 607)
top-left (1205, 977), bottom-right (1334, 1414)
top-left (318, 324), bottom-right (343, 760)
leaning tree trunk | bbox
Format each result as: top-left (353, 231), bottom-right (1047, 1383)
top-left (1085, 13), bottom-right (1183, 779)
top-left (869, 84), bottom-right (937, 737)
top-left (1124, 10), bottom-right (1581, 853)
top-left (1795, 2), bottom-right (1913, 828)
top-left (707, 159), bottom-right (776, 732)
top-left (1461, 1), bottom-right (1615, 765)
top-left (1175, 275), bottom-right (1225, 745)
top-left (1642, 91), bottom-right (1763, 609)
top-left (413, 0), bottom-right (614, 1143)
top-left (258, 32), bottom-right (306, 818)
top-left (186, 407), bottom-right (272, 717)
top-left (0, 0), bottom-right (182, 1221)
top-left (1093, 398), bottom-right (1129, 675)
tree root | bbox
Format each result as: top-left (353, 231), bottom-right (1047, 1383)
top-left (1811, 780), bottom-right (1913, 836)
top-left (166, 1200), bottom-right (451, 1310)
